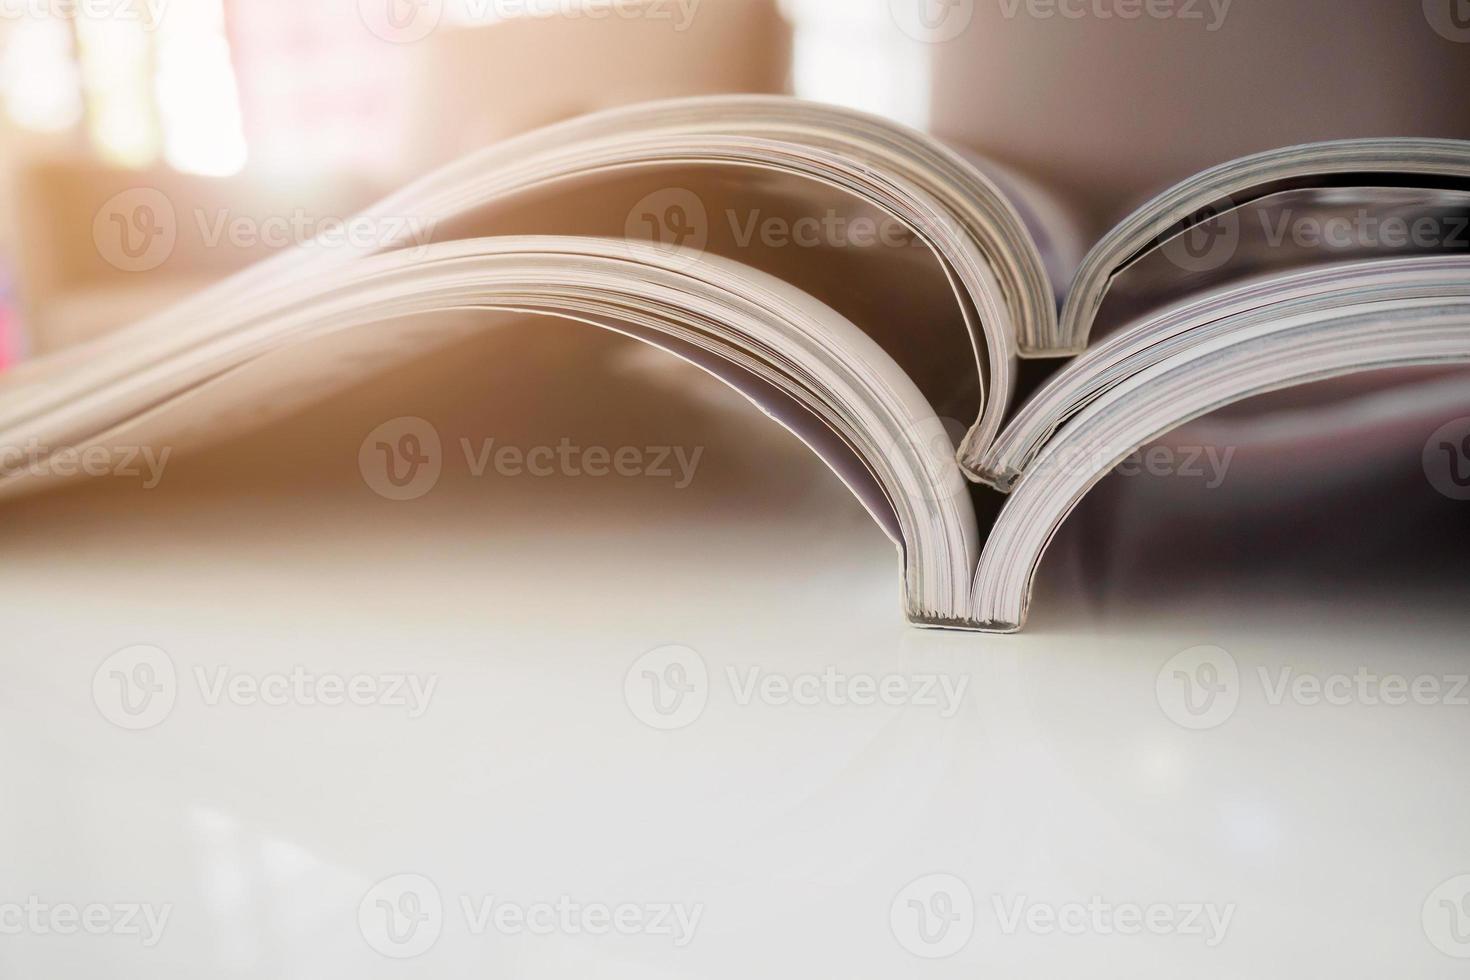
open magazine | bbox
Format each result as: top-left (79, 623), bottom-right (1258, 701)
top-left (3, 96), bottom-right (1468, 631)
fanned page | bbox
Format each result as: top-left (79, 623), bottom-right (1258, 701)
top-left (3, 96), bottom-right (1469, 631)
top-left (0, 96), bottom-right (1039, 629)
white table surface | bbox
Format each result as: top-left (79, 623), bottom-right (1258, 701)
top-left (3, 327), bottom-right (1467, 979)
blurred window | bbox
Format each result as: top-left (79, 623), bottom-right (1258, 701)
top-left (0, 18), bottom-right (83, 132)
top-left (1, 0), bottom-right (247, 175)
top-left (224, 0), bottom-right (397, 175)
top-left (155, 0), bottom-right (248, 175)
top-left (780, 0), bottom-right (930, 129)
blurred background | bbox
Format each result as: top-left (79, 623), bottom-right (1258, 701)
top-left (2, 0), bottom-right (1467, 363)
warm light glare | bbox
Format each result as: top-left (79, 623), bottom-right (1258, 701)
top-left (780, 0), bottom-right (930, 129)
top-left (0, 19), bottom-right (84, 133)
top-left (154, 0), bottom-right (249, 175)
top-left (226, 2), bottom-right (394, 176)
top-left (75, 15), bottom-right (160, 167)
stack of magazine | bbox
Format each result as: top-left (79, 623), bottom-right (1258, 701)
top-left (3, 96), bottom-right (1467, 630)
